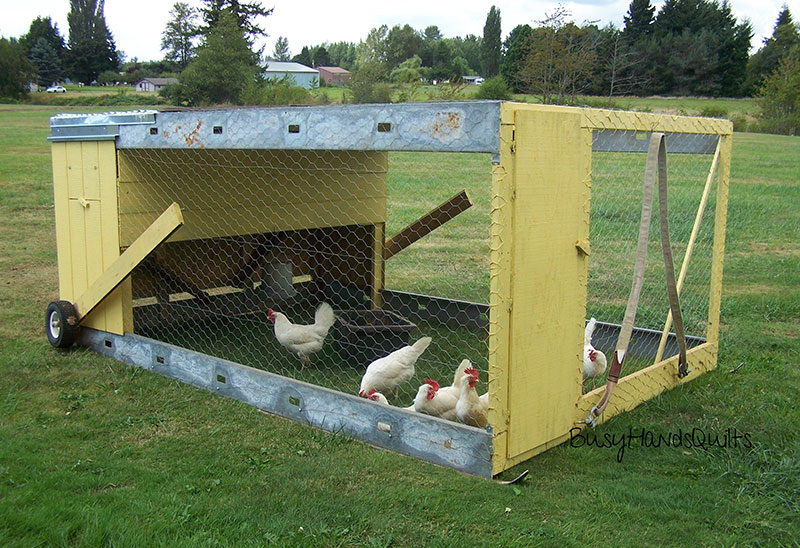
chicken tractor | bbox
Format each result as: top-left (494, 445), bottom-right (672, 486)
top-left (46, 102), bottom-right (731, 478)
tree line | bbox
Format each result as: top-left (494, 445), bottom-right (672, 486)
top-left (1, 0), bottom-right (798, 132)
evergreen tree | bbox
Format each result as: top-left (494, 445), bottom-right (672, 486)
top-left (761, 7), bottom-right (800, 77)
top-left (327, 41), bottom-right (357, 70)
top-left (385, 24), bottom-right (422, 70)
top-left (272, 36), bottom-right (290, 61)
top-left (199, 0), bottom-right (273, 42)
top-left (420, 25), bottom-right (443, 67)
top-left (0, 38), bottom-right (35, 99)
top-left (622, 0), bottom-right (655, 42)
top-left (29, 38), bottom-right (64, 86)
top-left (19, 16), bottom-right (67, 63)
top-left (66, 0), bottom-right (119, 84)
top-left (291, 46), bottom-right (313, 67)
top-left (161, 2), bottom-right (199, 69)
top-left (757, 44), bottom-right (800, 134)
top-left (312, 46), bottom-right (331, 67)
top-left (481, 6), bottom-right (502, 77)
top-left (650, 0), bottom-right (752, 96)
top-left (180, 11), bottom-right (260, 104)
top-left (501, 24), bottom-right (533, 92)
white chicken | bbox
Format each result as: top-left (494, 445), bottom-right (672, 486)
top-left (456, 367), bottom-right (488, 428)
top-left (583, 317), bottom-right (608, 381)
top-left (267, 302), bottom-right (336, 369)
top-left (359, 388), bottom-right (389, 405)
top-left (359, 336), bottom-right (432, 400)
top-left (412, 379), bottom-right (460, 420)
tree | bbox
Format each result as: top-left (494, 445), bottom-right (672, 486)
top-left (19, 16), bottom-right (67, 62)
top-left (385, 24), bottom-right (422, 70)
top-left (161, 2), bottom-right (199, 69)
top-left (327, 41), bottom-right (357, 70)
top-left (757, 45), bottom-right (800, 134)
top-left (390, 55), bottom-right (423, 83)
top-left (420, 25), bottom-right (443, 67)
top-left (356, 25), bottom-right (389, 69)
top-left (179, 11), bottom-right (260, 104)
top-left (520, 7), bottom-right (595, 104)
top-left (272, 36), bottom-right (290, 61)
top-left (745, 6), bottom-right (800, 94)
top-left (291, 46), bottom-right (312, 67)
top-left (481, 5), bottom-right (502, 77)
top-left (348, 61), bottom-right (391, 103)
top-left (453, 34), bottom-right (482, 74)
top-left (0, 38), bottom-right (35, 99)
top-left (655, 0), bottom-right (752, 96)
top-left (623, 0), bottom-right (655, 42)
top-left (66, 0), bottom-right (119, 84)
top-left (199, 0), bottom-right (273, 43)
top-left (312, 46), bottom-right (331, 67)
top-left (590, 24), bottom-right (644, 100)
top-left (29, 38), bottom-right (64, 86)
top-left (501, 24), bottom-right (533, 92)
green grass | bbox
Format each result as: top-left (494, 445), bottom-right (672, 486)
top-left (1, 104), bottom-right (798, 547)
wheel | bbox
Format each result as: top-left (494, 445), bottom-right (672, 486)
top-left (46, 300), bottom-right (79, 348)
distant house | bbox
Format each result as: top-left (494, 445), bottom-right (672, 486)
top-left (463, 75), bottom-right (485, 85)
top-left (317, 66), bottom-right (352, 86)
top-left (264, 62), bottom-right (319, 89)
top-left (135, 77), bottom-right (179, 92)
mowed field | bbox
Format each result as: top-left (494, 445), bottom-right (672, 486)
top-left (0, 104), bottom-right (798, 547)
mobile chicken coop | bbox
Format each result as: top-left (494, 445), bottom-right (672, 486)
top-left (47, 101), bottom-right (731, 478)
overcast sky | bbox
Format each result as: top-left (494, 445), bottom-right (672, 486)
top-left (0, 0), bottom-right (789, 63)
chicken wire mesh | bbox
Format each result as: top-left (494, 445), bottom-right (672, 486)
top-left (584, 129), bottom-right (719, 390)
top-left (120, 147), bottom-right (493, 407)
top-left (108, 119), bottom-right (719, 408)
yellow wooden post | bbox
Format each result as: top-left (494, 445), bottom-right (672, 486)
top-left (707, 132), bottom-right (732, 347)
top-left (489, 106), bottom-right (516, 475)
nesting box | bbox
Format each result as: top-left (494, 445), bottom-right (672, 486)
top-left (48, 102), bottom-right (732, 477)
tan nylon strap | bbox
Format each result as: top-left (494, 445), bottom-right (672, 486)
top-left (655, 134), bottom-right (689, 376)
top-left (591, 132), bottom-right (660, 419)
top-left (589, 132), bottom-right (688, 422)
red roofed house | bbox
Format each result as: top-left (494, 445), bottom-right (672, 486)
top-left (317, 66), bottom-right (352, 86)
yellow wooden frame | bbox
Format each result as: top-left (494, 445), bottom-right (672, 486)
top-left (489, 104), bottom-right (732, 475)
top-left (50, 104), bottom-right (731, 477)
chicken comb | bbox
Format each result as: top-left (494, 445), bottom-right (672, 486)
top-left (367, 388), bottom-right (377, 397)
top-left (464, 367), bottom-right (479, 379)
top-left (424, 379), bottom-right (439, 391)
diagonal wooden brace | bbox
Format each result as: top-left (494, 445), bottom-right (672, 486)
top-left (384, 189), bottom-right (473, 260)
top-left (73, 202), bottom-right (184, 322)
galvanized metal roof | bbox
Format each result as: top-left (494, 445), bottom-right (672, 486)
top-left (264, 61), bottom-right (318, 73)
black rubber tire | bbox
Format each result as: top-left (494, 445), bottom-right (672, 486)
top-left (45, 300), bottom-right (79, 348)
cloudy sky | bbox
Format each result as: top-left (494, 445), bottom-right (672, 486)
top-left (0, 0), bottom-right (789, 63)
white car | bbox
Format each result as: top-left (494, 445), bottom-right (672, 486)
top-left (46, 85), bottom-right (67, 93)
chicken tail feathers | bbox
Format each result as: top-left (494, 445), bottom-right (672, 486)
top-left (411, 336), bottom-right (432, 356)
top-left (584, 317), bottom-right (597, 345)
top-left (453, 359), bottom-right (471, 387)
top-left (314, 302), bottom-right (336, 334)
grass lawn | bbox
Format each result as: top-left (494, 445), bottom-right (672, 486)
top-left (0, 104), bottom-right (798, 547)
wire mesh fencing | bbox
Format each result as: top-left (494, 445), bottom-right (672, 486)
top-left (112, 123), bottom-right (720, 406)
top-left (585, 129), bottom-right (720, 390)
top-left (120, 147), bottom-right (493, 407)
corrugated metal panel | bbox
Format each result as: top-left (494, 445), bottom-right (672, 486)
top-left (49, 110), bottom-right (157, 142)
top-left (81, 328), bottom-right (494, 477)
top-left (114, 102), bottom-right (502, 155)
top-left (593, 130), bottom-right (719, 154)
